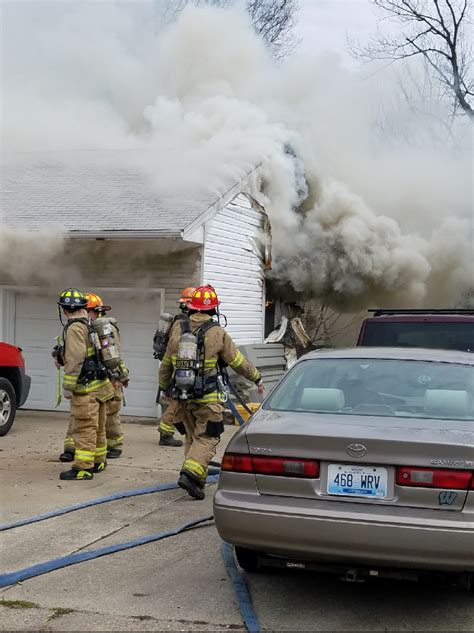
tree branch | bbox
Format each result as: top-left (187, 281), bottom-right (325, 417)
top-left (358, 0), bottom-right (474, 121)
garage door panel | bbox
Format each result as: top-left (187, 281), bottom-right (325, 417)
top-left (15, 320), bottom-right (61, 350)
top-left (15, 294), bottom-right (58, 317)
top-left (15, 291), bottom-right (161, 417)
top-left (116, 327), bottom-right (157, 351)
top-left (26, 381), bottom-right (48, 407)
top-left (23, 349), bottom-right (54, 374)
top-left (106, 294), bottom-right (160, 324)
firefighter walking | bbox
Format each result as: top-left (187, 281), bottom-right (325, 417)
top-left (57, 288), bottom-right (114, 480)
top-left (153, 287), bottom-right (196, 447)
top-left (159, 285), bottom-right (264, 500)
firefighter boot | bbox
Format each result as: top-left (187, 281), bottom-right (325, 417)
top-left (178, 471), bottom-right (205, 500)
top-left (59, 468), bottom-right (94, 481)
top-left (159, 432), bottom-right (183, 447)
top-left (93, 461), bottom-right (107, 473)
top-left (106, 448), bottom-right (122, 459)
top-left (59, 450), bottom-right (75, 462)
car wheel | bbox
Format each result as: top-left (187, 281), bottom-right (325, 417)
top-left (234, 546), bottom-right (260, 572)
top-left (0, 378), bottom-right (17, 437)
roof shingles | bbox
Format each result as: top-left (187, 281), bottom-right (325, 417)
top-left (1, 151), bottom-right (231, 236)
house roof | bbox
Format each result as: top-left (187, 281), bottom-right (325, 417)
top-left (1, 150), bottom-right (260, 240)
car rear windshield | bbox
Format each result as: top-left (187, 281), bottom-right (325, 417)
top-left (360, 321), bottom-right (474, 351)
top-left (266, 358), bottom-right (474, 420)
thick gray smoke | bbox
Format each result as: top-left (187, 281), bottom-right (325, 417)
top-left (1, 2), bottom-right (472, 307)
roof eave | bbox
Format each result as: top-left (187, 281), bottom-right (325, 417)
top-left (66, 229), bottom-right (184, 240)
top-left (182, 162), bottom-right (263, 236)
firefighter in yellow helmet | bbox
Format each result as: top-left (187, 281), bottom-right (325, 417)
top-left (159, 285), bottom-right (264, 500)
top-left (153, 287), bottom-right (195, 448)
top-left (86, 293), bottom-right (129, 459)
top-left (57, 288), bottom-right (114, 480)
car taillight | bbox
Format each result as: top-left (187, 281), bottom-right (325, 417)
top-left (221, 454), bottom-right (320, 478)
top-left (396, 466), bottom-right (473, 490)
top-left (221, 454), bottom-right (253, 473)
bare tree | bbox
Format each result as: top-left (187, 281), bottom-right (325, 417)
top-left (354, 0), bottom-right (473, 121)
top-left (302, 303), bottom-right (363, 348)
top-left (159, 0), bottom-right (299, 57)
top-left (372, 57), bottom-right (464, 147)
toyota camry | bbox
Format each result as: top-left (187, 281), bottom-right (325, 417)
top-left (214, 348), bottom-right (474, 588)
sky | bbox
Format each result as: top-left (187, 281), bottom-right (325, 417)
top-left (296, 0), bottom-right (378, 63)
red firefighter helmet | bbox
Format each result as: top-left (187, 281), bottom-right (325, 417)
top-left (178, 286), bottom-right (196, 305)
top-left (187, 285), bottom-right (220, 311)
top-left (86, 293), bottom-right (111, 312)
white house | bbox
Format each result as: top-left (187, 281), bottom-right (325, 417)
top-left (1, 150), bottom-right (285, 417)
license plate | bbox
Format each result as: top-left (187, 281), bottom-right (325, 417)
top-left (327, 464), bottom-right (388, 498)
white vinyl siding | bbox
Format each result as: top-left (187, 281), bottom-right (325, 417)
top-left (202, 194), bottom-right (265, 345)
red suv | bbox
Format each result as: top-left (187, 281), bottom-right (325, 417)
top-left (357, 309), bottom-right (474, 352)
top-left (0, 342), bottom-right (31, 436)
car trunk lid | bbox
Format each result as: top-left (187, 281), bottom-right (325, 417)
top-left (244, 410), bottom-right (474, 511)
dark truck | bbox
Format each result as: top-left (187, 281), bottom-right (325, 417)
top-left (0, 342), bottom-right (31, 436)
top-left (357, 309), bottom-right (474, 353)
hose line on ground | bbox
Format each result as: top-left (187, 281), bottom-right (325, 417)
top-left (0, 515), bottom-right (214, 588)
top-left (221, 541), bottom-right (262, 633)
top-left (0, 475), bottom-right (219, 532)
top-left (0, 469), bottom-right (262, 631)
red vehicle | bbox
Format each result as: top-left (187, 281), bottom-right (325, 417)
top-left (357, 309), bottom-right (474, 352)
top-left (0, 342), bottom-right (31, 436)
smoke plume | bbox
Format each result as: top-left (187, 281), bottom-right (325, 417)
top-left (1, 1), bottom-right (472, 307)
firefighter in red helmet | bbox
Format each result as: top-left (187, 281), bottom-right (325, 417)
top-left (159, 285), bottom-right (264, 499)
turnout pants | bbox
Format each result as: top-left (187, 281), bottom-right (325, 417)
top-left (70, 384), bottom-right (114, 471)
top-left (63, 414), bottom-right (76, 454)
top-left (106, 384), bottom-right (124, 450)
top-left (63, 384), bottom-right (123, 452)
top-left (158, 395), bottom-right (178, 437)
top-left (174, 402), bottom-right (224, 483)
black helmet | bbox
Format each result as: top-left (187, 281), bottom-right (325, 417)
top-left (57, 288), bottom-right (88, 311)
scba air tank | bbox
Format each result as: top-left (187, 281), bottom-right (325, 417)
top-left (153, 313), bottom-right (174, 360)
top-left (92, 317), bottom-right (121, 370)
top-left (157, 313), bottom-right (174, 336)
top-left (175, 332), bottom-right (198, 399)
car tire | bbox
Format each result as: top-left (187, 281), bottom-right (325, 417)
top-left (0, 378), bottom-right (17, 437)
top-left (234, 546), bottom-right (260, 572)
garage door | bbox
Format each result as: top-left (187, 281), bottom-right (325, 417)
top-left (14, 290), bottom-right (162, 417)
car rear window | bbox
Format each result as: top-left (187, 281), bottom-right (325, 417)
top-left (361, 321), bottom-right (474, 351)
top-left (266, 358), bottom-right (474, 420)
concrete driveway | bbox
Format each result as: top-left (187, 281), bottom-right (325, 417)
top-left (1, 412), bottom-right (473, 631)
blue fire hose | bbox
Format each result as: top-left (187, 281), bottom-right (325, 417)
top-left (0, 473), bottom-right (261, 632)
top-left (221, 541), bottom-right (261, 632)
top-left (0, 515), bottom-right (213, 588)
top-left (226, 396), bottom-right (247, 426)
top-left (0, 481), bottom-right (185, 532)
